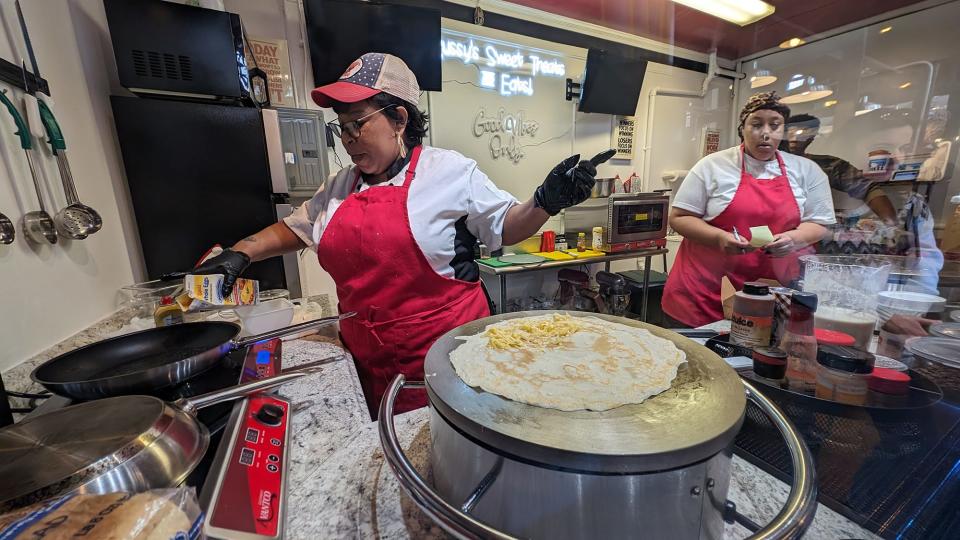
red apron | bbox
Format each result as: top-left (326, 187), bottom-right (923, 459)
top-left (662, 147), bottom-right (812, 327)
top-left (316, 146), bottom-right (491, 419)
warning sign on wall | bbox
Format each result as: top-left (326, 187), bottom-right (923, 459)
top-left (612, 116), bottom-right (635, 159)
top-left (245, 38), bottom-right (294, 107)
top-left (702, 127), bottom-right (721, 157)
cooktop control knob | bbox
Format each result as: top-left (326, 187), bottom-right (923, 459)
top-left (255, 403), bottom-right (284, 426)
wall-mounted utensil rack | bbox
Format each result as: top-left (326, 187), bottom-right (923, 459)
top-left (0, 56), bottom-right (48, 94)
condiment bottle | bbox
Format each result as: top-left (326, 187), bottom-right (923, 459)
top-left (814, 345), bottom-right (875, 406)
top-left (781, 292), bottom-right (819, 392)
top-left (154, 295), bottom-right (184, 327)
top-left (730, 282), bottom-right (775, 348)
top-left (592, 226), bottom-right (603, 251)
top-left (769, 287), bottom-right (793, 347)
top-left (577, 232), bottom-right (586, 252)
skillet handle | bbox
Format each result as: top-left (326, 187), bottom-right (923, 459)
top-left (234, 312), bottom-right (356, 347)
top-left (181, 367), bottom-right (323, 412)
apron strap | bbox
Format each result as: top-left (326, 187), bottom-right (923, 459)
top-left (348, 145), bottom-right (424, 192)
top-left (739, 144), bottom-right (789, 178)
top-left (401, 146), bottom-right (424, 188)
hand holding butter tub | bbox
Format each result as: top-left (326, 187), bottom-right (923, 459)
top-left (662, 91), bottom-right (836, 327)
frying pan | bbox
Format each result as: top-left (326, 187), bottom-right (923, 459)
top-left (31, 313), bottom-right (354, 401)
top-left (0, 367), bottom-right (323, 512)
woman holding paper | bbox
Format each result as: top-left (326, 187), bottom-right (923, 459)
top-left (662, 92), bottom-right (835, 327)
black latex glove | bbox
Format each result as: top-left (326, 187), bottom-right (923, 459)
top-left (534, 150), bottom-right (614, 216)
top-left (191, 248), bottom-right (251, 297)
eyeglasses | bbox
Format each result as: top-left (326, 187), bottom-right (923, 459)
top-left (326, 104), bottom-right (396, 140)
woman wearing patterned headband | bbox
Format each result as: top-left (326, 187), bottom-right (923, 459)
top-left (662, 91), bottom-right (836, 327)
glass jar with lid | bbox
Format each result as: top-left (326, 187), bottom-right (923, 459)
top-left (815, 345), bottom-right (876, 405)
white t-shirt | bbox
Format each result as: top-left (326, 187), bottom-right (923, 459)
top-left (283, 146), bottom-right (519, 278)
top-left (672, 146), bottom-right (836, 225)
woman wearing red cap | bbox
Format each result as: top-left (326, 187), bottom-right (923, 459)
top-left (189, 53), bottom-right (609, 418)
top-left (662, 92), bottom-right (836, 327)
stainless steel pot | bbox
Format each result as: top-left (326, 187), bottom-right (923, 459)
top-left (378, 311), bottom-right (817, 540)
top-left (0, 365), bottom-right (328, 512)
top-left (590, 177), bottom-right (615, 198)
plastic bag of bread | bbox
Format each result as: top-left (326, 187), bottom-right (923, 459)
top-left (0, 488), bottom-right (203, 539)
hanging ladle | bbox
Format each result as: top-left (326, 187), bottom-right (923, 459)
top-left (0, 211), bottom-right (14, 244)
top-left (0, 88), bottom-right (56, 244)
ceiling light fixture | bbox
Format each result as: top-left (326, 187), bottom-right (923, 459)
top-left (750, 69), bottom-right (777, 88)
top-left (880, 26), bottom-right (893, 34)
top-left (899, 82), bottom-right (912, 89)
top-left (670, 0), bottom-right (775, 26)
top-left (779, 37), bottom-right (806, 48)
top-left (781, 84), bottom-right (833, 104)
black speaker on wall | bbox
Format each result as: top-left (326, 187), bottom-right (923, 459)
top-left (303, 0), bottom-right (442, 91)
top-left (579, 49), bottom-right (648, 116)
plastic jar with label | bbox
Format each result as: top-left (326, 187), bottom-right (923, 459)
top-left (730, 282), bottom-right (775, 348)
top-left (753, 347), bottom-right (787, 380)
top-left (815, 345), bottom-right (875, 406)
top-left (592, 227), bottom-right (604, 251)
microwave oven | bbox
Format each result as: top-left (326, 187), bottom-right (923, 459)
top-left (562, 193), bottom-right (669, 252)
top-left (104, 0), bottom-right (253, 103)
top-left (602, 193), bottom-right (669, 252)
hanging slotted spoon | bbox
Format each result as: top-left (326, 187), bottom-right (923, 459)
top-left (52, 151), bottom-right (100, 239)
top-left (23, 62), bottom-right (101, 239)
top-left (0, 88), bottom-right (56, 244)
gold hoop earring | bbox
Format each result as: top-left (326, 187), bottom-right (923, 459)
top-left (397, 132), bottom-right (407, 159)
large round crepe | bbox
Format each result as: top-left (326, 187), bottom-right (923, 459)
top-left (449, 314), bottom-right (687, 411)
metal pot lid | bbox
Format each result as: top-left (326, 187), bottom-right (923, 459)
top-left (929, 323), bottom-right (960, 340)
top-left (424, 311), bottom-right (746, 473)
top-left (0, 395), bottom-right (188, 510)
top-left (906, 337), bottom-right (960, 368)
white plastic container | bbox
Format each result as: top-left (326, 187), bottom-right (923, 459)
top-left (235, 299), bottom-right (294, 337)
top-left (877, 291), bottom-right (946, 319)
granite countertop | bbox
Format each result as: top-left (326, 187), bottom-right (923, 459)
top-left (2, 309), bottom-right (876, 539)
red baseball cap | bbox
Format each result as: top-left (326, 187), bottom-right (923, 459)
top-left (311, 52), bottom-right (420, 108)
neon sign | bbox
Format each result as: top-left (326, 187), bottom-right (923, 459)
top-left (441, 34), bottom-right (566, 98)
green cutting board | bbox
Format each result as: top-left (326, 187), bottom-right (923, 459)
top-left (478, 257), bottom-right (513, 268)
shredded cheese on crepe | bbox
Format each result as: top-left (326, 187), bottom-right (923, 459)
top-left (484, 313), bottom-right (583, 350)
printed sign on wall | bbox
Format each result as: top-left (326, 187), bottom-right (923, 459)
top-left (613, 116), bottom-right (635, 159)
top-left (245, 38), bottom-right (294, 107)
top-left (473, 108), bottom-right (540, 164)
top-left (702, 128), bottom-right (721, 157)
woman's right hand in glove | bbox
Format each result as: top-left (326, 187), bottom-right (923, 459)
top-left (191, 248), bottom-right (251, 296)
top-left (533, 150), bottom-right (615, 216)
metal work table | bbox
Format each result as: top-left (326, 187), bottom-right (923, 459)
top-left (477, 248), bottom-right (669, 321)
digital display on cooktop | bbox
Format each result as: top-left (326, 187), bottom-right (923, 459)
top-left (239, 447), bottom-right (255, 466)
